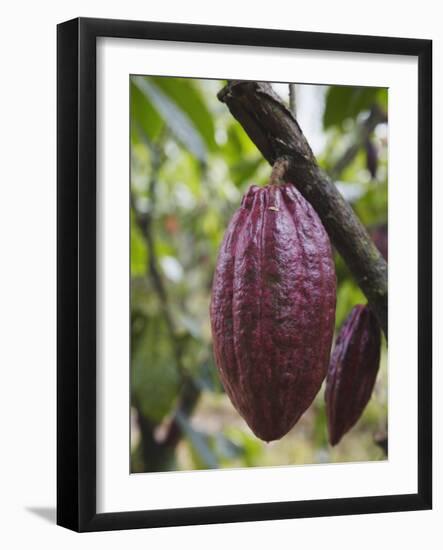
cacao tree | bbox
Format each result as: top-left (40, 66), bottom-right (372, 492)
top-left (130, 76), bottom-right (388, 472)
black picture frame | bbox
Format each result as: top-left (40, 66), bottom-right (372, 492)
top-left (57, 17), bottom-right (432, 532)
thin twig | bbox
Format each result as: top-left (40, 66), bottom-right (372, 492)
top-left (289, 83), bottom-right (296, 116)
top-left (328, 105), bottom-right (387, 181)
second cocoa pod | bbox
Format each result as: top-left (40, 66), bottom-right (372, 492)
top-left (325, 304), bottom-right (381, 445)
top-left (370, 223), bottom-right (388, 261)
top-left (210, 183), bottom-right (336, 442)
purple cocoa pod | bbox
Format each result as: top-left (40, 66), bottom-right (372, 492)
top-left (365, 138), bottom-right (378, 180)
top-left (325, 304), bottom-right (381, 445)
top-left (210, 183), bottom-right (336, 442)
top-left (370, 223), bottom-right (388, 261)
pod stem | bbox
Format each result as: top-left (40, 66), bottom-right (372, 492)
top-left (270, 157), bottom-right (290, 186)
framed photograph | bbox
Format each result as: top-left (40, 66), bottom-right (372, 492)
top-left (57, 17), bottom-right (432, 532)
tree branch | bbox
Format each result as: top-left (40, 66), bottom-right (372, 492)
top-left (218, 81), bottom-right (388, 337)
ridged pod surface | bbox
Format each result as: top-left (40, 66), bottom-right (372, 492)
top-left (370, 223), bottom-right (388, 261)
top-left (210, 183), bottom-right (336, 442)
top-left (325, 304), bottom-right (381, 445)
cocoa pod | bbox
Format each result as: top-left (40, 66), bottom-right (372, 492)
top-left (365, 137), bottom-right (378, 180)
top-left (210, 183), bottom-right (336, 442)
top-left (370, 223), bottom-right (388, 261)
top-left (325, 304), bottom-right (381, 445)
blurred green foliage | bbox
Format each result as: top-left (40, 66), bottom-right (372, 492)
top-left (130, 77), bottom-right (388, 472)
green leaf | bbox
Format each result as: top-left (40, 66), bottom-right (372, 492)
top-left (132, 76), bottom-right (207, 162)
top-left (229, 156), bottom-right (263, 187)
top-left (132, 318), bottom-right (180, 422)
top-left (130, 80), bottom-right (163, 142)
top-left (354, 181), bottom-right (388, 226)
top-left (222, 122), bottom-right (258, 160)
top-left (377, 88), bottom-right (388, 112)
top-left (323, 86), bottom-right (381, 129)
top-left (130, 213), bottom-right (147, 276)
top-left (152, 77), bottom-right (216, 151)
top-left (335, 280), bottom-right (365, 330)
